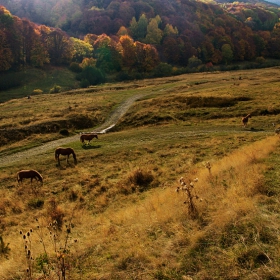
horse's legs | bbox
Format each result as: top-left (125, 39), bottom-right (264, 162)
top-left (67, 155), bottom-right (69, 164)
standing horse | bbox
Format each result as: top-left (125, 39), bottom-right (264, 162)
top-left (55, 147), bottom-right (77, 165)
top-left (17, 169), bottom-right (43, 185)
top-left (80, 133), bottom-right (98, 145)
top-left (242, 114), bottom-right (251, 127)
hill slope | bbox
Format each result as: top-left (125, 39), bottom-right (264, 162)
top-left (1, 68), bottom-right (280, 279)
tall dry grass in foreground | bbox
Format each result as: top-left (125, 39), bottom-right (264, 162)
top-left (51, 135), bottom-right (279, 279)
top-left (0, 135), bottom-right (279, 279)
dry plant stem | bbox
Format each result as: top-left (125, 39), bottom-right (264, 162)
top-left (179, 177), bottom-right (199, 219)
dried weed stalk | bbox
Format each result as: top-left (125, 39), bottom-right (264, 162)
top-left (176, 177), bottom-right (200, 219)
top-left (19, 207), bottom-right (78, 280)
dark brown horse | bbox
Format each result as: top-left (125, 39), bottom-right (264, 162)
top-left (55, 147), bottom-right (77, 165)
top-left (242, 114), bottom-right (251, 127)
top-left (17, 169), bottom-right (43, 185)
top-left (80, 133), bottom-right (98, 145)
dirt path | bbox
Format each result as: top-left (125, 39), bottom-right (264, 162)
top-left (0, 93), bottom-right (145, 167)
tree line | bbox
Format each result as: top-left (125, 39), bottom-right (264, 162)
top-left (1, 0), bottom-right (280, 88)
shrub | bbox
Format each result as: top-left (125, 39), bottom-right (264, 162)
top-left (49, 84), bottom-right (61, 94)
top-left (69, 62), bottom-right (82, 73)
top-left (80, 78), bottom-right (90, 88)
top-left (59, 129), bottom-right (69, 136)
top-left (152, 62), bottom-right (173, 77)
top-left (127, 168), bottom-right (154, 192)
top-left (32, 89), bottom-right (43, 94)
top-left (115, 71), bottom-right (132, 81)
top-left (27, 198), bottom-right (44, 209)
top-left (76, 66), bottom-right (106, 85)
top-left (256, 56), bottom-right (265, 64)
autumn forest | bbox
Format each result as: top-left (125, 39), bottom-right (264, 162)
top-left (1, 0), bottom-right (280, 90)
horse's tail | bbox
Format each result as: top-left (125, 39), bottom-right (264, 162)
top-left (80, 135), bottom-right (84, 143)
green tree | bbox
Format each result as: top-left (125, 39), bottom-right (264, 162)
top-left (221, 43), bottom-right (233, 64)
top-left (77, 66), bottom-right (105, 85)
top-left (137, 14), bottom-right (148, 40)
top-left (145, 17), bottom-right (163, 44)
top-left (163, 24), bottom-right (178, 37)
top-left (129, 17), bottom-right (138, 40)
top-left (130, 14), bottom-right (148, 41)
top-left (188, 56), bottom-right (202, 69)
top-left (96, 45), bottom-right (121, 73)
top-left (70, 37), bottom-right (93, 62)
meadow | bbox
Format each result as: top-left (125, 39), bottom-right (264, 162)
top-left (0, 67), bottom-right (280, 279)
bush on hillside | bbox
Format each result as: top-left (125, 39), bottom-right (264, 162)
top-left (32, 89), bottom-right (43, 94)
top-left (80, 78), bottom-right (90, 88)
top-left (59, 129), bottom-right (69, 136)
top-left (49, 84), bottom-right (61, 93)
top-left (152, 62), bottom-right (173, 77)
top-left (126, 168), bottom-right (155, 192)
top-left (69, 62), bottom-right (82, 73)
top-left (76, 66), bottom-right (106, 85)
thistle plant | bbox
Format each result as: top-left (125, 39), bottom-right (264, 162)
top-left (19, 207), bottom-right (78, 280)
top-left (177, 177), bottom-right (200, 219)
top-left (205, 161), bottom-right (211, 175)
top-left (19, 229), bottom-right (34, 279)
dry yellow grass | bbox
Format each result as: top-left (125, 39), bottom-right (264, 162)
top-left (18, 135), bottom-right (277, 279)
top-left (1, 68), bottom-right (280, 279)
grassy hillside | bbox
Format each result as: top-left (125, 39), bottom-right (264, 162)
top-left (0, 67), bottom-right (280, 279)
top-left (0, 66), bottom-right (78, 103)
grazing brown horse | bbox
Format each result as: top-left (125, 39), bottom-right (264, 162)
top-left (55, 147), bottom-right (77, 165)
top-left (17, 170), bottom-right (43, 185)
top-left (80, 133), bottom-right (98, 145)
top-left (242, 114), bottom-right (251, 127)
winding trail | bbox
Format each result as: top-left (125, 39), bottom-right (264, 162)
top-left (0, 93), bottom-right (146, 167)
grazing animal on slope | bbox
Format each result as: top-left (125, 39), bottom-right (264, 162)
top-left (55, 147), bottom-right (77, 165)
top-left (242, 114), bottom-right (251, 127)
top-left (80, 133), bottom-right (98, 145)
top-left (17, 169), bottom-right (43, 185)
